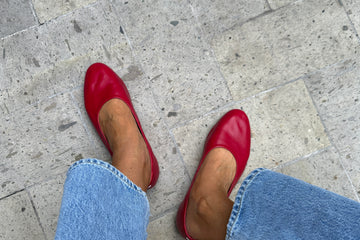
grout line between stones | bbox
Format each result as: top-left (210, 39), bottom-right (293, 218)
top-left (187, 0), bottom-right (234, 106)
top-left (29, 0), bottom-right (41, 25)
top-left (0, 0), bottom-right (101, 41)
top-left (25, 171), bottom-right (67, 191)
top-left (69, 89), bottom-right (98, 150)
top-left (39, 0), bottom-right (100, 26)
top-left (302, 61), bottom-right (360, 202)
top-left (41, 0), bottom-right (101, 25)
top-left (169, 74), bottom-right (303, 131)
top-left (26, 189), bottom-right (48, 240)
top-left (169, 55), bottom-right (357, 132)
top-left (265, 0), bottom-right (272, 10)
top-left (3, 85), bottom-right (82, 116)
top-left (108, 1), bottom-right (135, 54)
top-left (167, 56), bottom-right (360, 201)
top-left (149, 206), bottom-right (178, 222)
top-left (168, 128), bottom-right (191, 181)
top-left (214, 9), bottom-right (273, 40)
top-left (0, 188), bottom-right (25, 201)
top-left (108, 0), bottom-right (192, 183)
top-left (272, 146), bottom-right (330, 171)
top-left (143, 73), bottom-right (192, 186)
top-left (270, 145), bottom-right (360, 202)
top-left (333, 147), bottom-right (360, 202)
top-left (340, 0), bottom-right (360, 44)
top-left (0, 24), bottom-right (39, 41)
top-left (0, 1), bottom-right (359, 238)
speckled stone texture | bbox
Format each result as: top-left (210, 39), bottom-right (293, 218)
top-left (0, 0), bottom-right (37, 38)
top-left (212, 0), bottom-right (359, 100)
top-left (0, 0), bottom-right (359, 238)
top-left (32, 0), bottom-right (97, 23)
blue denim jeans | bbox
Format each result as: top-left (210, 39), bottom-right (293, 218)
top-left (226, 168), bottom-right (360, 240)
top-left (55, 159), bottom-right (149, 240)
top-left (55, 159), bottom-right (360, 239)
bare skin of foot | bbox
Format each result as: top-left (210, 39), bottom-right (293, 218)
top-left (186, 148), bottom-right (236, 240)
top-left (98, 99), bottom-right (151, 192)
top-left (98, 99), bottom-right (234, 238)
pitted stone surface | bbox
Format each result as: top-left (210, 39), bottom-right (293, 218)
top-left (148, 210), bottom-right (183, 240)
top-left (342, 0), bottom-right (360, 34)
top-left (0, 1), bottom-right (126, 115)
top-left (172, 80), bottom-right (330, 194)
top-left (32, 0), bottom-right (97, 23)
top-left (189, 0), bottom-right (269, 42)
top-left (29, 174), bottom-right (66, 239)
top-left (111, 0), bottom-right (232, 127)
top-left (0, 0), bottom-right (37, 38)
top-left (1, 0), bottom-right (360, 238)
top-left (212, 0), bottom-right (359, 100)
top-left (0, 191), bottom-right (45, 239)
top-left (305, 57), bottom-right (360, 198)
top-left (268, 0), bottom-right (296, 9)
top-left (0, 93), bottom-right (94, 199)
top-left (277, 147), bottom-right (357, 201)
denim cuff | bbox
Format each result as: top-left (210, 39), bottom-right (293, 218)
top-left (68, 158), bottom-right (146, 197)
top-left (226, 168), bottom-right (267, 239)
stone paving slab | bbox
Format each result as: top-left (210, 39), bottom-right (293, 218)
top-left (0, 93), bottom-right (95, 199)
top-left (29, 174), bottom-right (66, 239)
top-left (173, 80), bottom-right (330, 200)
top-left (1, 24), bottom-right (70, 90)
top-left (148, 210), bottom-right (183, 240)
top-left (111, 0), bottom-right (232, 127)
top-left (0, 0), bottom-right (125, 115)
top-left (0, 191), bottom-right (45, 240)
top-left (71, 88), bottom-right (112, 162)
top-left (343, 0), bottom-right (360, 35)
top-left (189, 0), bottom-right (269, 42)
top-left (212, 0), bottom-right (359, 100)
top-left (1, 0), bottom-right (360, 238)
top-left (0, 0), bottom-right (37, 38)
top-left (268, 0), bottom-right (296, 9)
top-left (0, 163), bottom-right (24, 199)
top-left (32, 0), bottom-right (97, 23)
top-left (305, 57), bottom-right (360, 199)
top-left (277, 146), bottom-right (357, 201)
top-left (47, 40), bottom-right (136, 163)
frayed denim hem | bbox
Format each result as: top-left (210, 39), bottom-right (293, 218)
top-left (69, 158), bottom-right (146, 197)
top-left (226, 168), bottom-right (267, 240)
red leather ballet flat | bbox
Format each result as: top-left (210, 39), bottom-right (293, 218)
top-left (176, 109), bottom-right (251, 239)
top-left (84, 63), bottom-right (159, 189)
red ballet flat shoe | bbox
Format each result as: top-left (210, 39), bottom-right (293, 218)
top-left (176, 109), bottom-right (251, 239)
top-left (84, 63), bottom-right (159, 189)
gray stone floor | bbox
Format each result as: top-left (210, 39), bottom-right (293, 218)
top-left (0, 0), bottom-right (359, 239)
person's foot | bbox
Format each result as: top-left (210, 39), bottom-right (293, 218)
top-left (98, 98), bottom-right (151, 192)
top-left (186, 148), bottom-right (236, 240)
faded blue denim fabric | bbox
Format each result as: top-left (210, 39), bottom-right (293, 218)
top-left (56, 160), bottom-right (360, 240)
top-left (226, 168), bottom-right (360, 240)
top-left (55, 159), bottom-right (149, 240)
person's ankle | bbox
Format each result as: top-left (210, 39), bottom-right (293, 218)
top-left (186, 189), bottom-right (230, 240)
top-left (111, 133), bottom-right (151, 189)
top-left (185, 148), bottom-right (237, 239)
top-left (186, 193), bottom-right (210, 239)
top-left (98, 99), bottom-right (151, 191)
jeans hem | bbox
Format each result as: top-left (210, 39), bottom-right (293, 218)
top-left (226, 168), bottom-right (267, 239)
top-left (68, 158), bottom-right (146, 197)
